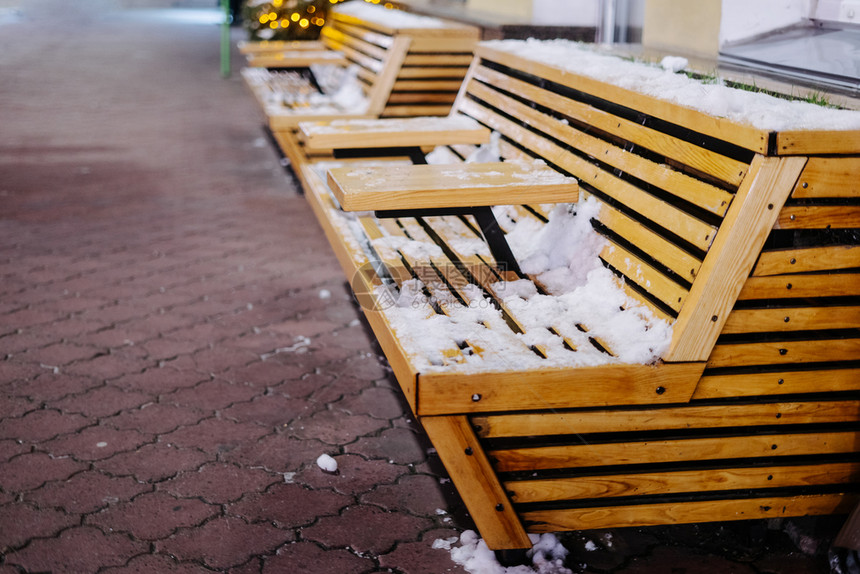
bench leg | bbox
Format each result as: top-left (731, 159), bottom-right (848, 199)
top-left (421, 415), bottom-right (532, 551)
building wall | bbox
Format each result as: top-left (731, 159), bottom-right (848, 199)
top-left (641, 0), bottom-right (723, 57)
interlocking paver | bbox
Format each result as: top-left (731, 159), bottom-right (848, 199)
top-left (261, 541), bottom-right (376, 574)
top-left (0, 451), bottom-right (88, 492)
top-left (0, 502), bottom-right (79, 549)
top-left (25, 470), bottom-right (151, 514)
top-left (159, 417), bottom-right (270, 454)
top-left (228, 482), bottom-right (351, 528)
top-left (303, 504), bottom-right (434, 555)
top-left (44, 425), bottom-right (153, 461)
top-left (0, 408), bottom-right (90, 443)
top-left (48, 384), bottom-right (153, 418)
top-left (101, 553), bottom-right (215, 574)
top-left (295, 454), bottom-right (407, 496)
top-left (159, 462), bottom-right (279, 504)
top-left (288, 408), bottom-right (390, 445)
top-left (87, 491), bottom-right (219, 541)
top-left (155, 516), bottom-right (294, 570)
top-left (94, 442), bottom-right (212, 483)
top-left (5, 525), bottom-right (148, 574)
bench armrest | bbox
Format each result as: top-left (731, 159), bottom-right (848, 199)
top-left (247, 49), bottom-right (348, 69)
top-left (326, 161), bottom-right (578, 211)
top-left (299, 116), bottom-right (491, 151)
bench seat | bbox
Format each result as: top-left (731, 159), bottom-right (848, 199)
top-left (296, 40), bottom-right (860, 551)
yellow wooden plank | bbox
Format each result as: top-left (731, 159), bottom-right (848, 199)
top-left (599, 242), bottom-right (688, 313)
top-left (507, 462), bottom-right (860, 503)
top-left (707, 338), bottom-right (860, 369)
top-left (327, 162), bottom-right (578, 211)
top-left (792, 157), bottom-right (860, 198)
top-left (421, 416), bottom-right (531, 550)
top-left (491, 431), bottom-right (860, 472)
top-left (753, 245), bottom-right (860, 276)
top-left (299, 116), bottom-right (490, 151)
top-left (459, 98), bottom-right (719, 252)
top-left (692, 367), bottom-right (860, 399)
top-left (239, 39), bottom-right (327, 55)
top-left (469, 66), bottom-right (748, 193)
top-left (737, 273), bottom-right (860, 300)
top-left (721, 305), bottom-right (860, 334)
top-left (248, 50), bottom-right (349, 69)
top-left (475, 44), bottom-right (772, 155)
top-left (775, 205), bottom-right (860, 229)
top-left (416, 362), bottom-right (704, 416)
top-left (777, 130), bottom-right (860, 156)
top-left (473, 400), bottom-right (860, 439)
top-left (403, 53), bottom-right (473, 66)
top-left (366, 35), bottom-right (412, 116)
top-left (520, 494), bottom-right (857, 533)
top-left (664, 155), bottom-right (807, 362)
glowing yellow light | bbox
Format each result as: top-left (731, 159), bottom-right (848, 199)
top-left (259, 14), bottom-right (268, 23)
top-left (299, 18), bottom-right (309, 27)
top-left (273, 0), bottom-right (283, 6)
top-left (384, 2), bottom-right (393, 7)
top-left (269, 21), bottom-right (278, 28)
top-left (291, 12), bottom-right (300, 21)
top-left (269, 11), bottom-right (277, 19)
top-left (307, 5), bottom-right (315, 12)
top-left (280, 18), bottom-right (289, 26)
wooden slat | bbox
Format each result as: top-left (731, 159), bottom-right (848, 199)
top-left (721, 305), bottom-right (860, 334)
top-left (416, 362), bottom-right (704, 416)
top-left (792, 157), bottom-right (860, 198)
top-left (473, 400), bottom-right (860, 438)
top-left (387, 92), bottom-right (458, 104)
top-left (777, 130), bottom-right (860, 156)
top-left (327, 162), bottom-right (578, 211)
top-left (239, 39), bottom-right (327, 55)
top-left (475, 44), bottom-right (772, 155)
top-left (329, 19), bottom-right (394, 49)
top-left (692, 367), bottom-right (860, 399)
top-left (397, 66), bottom-right (473, 79)
top-left (737, 273), bottom-right (860, 300)
top-left (707, 338), bottom-right (860, 368)
top-left (299, 116), bottom-right (490, 150)
top-left (507, 462), bottom-right (860, 503)
top-left (775, 206), bottom-right (860, 229)
top-left (459, 97), bottom-right (719, 252)
top-left (665, 155), bottom-right (807, 362)
top-left (393, 79), bottom-right (465, 91)
top-left (520, 494), bottom-right (857, 533)
top-left (491, 431), bottom-right (860, 472)
top-left (422, 416), bottom-right (531, 550)
top-left (403, 54), bottom-right (474, 66)
top-left (753, 245), bottom-right (860, 276)
top-left (248, 49), bottom-right (348, 69)
top-left (599, 242), bottom-right (688, 313)
top-left (470, 66), bottom-right (749, 192)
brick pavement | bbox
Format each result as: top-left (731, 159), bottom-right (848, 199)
top-left (0, 1), bottom-right (849, 573)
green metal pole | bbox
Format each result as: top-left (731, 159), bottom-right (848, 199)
top-left (221, 0), bottom-right (231, 78)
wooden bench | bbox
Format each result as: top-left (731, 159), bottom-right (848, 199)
top-left (294, 40), bottom-right (860, 554)
top-left (241, 1), bottom-right (478, 135)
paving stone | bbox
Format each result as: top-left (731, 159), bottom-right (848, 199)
top-left (221, 433), bottom-right (329, 473)
top-left (261, 541), bottom-right (375, 574)
top-left (287, 408), bottom-right (390, 445)
top-left (63, 350), bottom-right (153, 381)
top-left (160, 418), bottom-right (270, 455)
top-left (4, 525), bottom-right (148, 574)
top-left (335, 386), bottom-right (409, 420)
top-left (0, 439), bottom-right (29, 465)
top-left (378, 529), bottom-right (467, 574)
top-left (0, 360), bottom-right (47, 384)
top-left (101, 553), bottom-right (215, 574)
top-left (0, 395), bottom-right (34, 419)
top-left (104, 402), bottom-right (205, 435)
top-left (0, 502), bottom-right (79, 549)
top-left (274, 371), bottom-right (336, 400)
top-left (0, 408), bottom-right (90, 443)
top-left (226, 358), bottom-right (313, 386)
top-left (164, 378), bottom-right (263, 411)
top-left (0, 451), bottom-right (89, 492)
top-left (295, 454), bottom-right (407, 496)
top-left (190, 347), bottom-right (259, 374)
top-left (361, 474), bottom-right (455, 517)
top-left (159, 462), bottom-right (279, 504)
top-left (45, 425), bottom-right (153, 461)
top-left (156, 516), bottom-right (293, 570)
top-left (111, 367), bottom-right (209, 395)
top-left (221, 394), bottom-right (312, 427)
top-left (87, 491), bottom-right (219, 541)
top-left (48, 385), bottom-right (153, 418)
top-left (346, 426), bottom-right (429, 465)
top-left (95, 442), bottom-right (212, 482)
top-left (25, 469), bottom-right (151, 514)
top-left (228, 482), bottom-right (351, 528)
top-left (303, 504), bottom-right (433, 555)
top-left (19, 341), bottom-right (100, 367)
top-left (139, 336), bottom-right (208, 362)
top-left (6, 371), bottom-right (104, 402)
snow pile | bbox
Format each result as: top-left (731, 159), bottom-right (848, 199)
top-left (483, 39), bottom-right (860, 131)
top-left (380, 195), bottom-right (672, 372)
top-left (436, 530), bottom-right (573, 574)
top-left (316, 453), bottom-right (338, 473)
top-left (335, 1), bottom-right (450, 29)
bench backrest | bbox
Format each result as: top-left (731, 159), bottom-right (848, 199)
top-left (444, 42), bottom-right (859, 365)
top-left (321, 4), bottom-right (478, 118)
